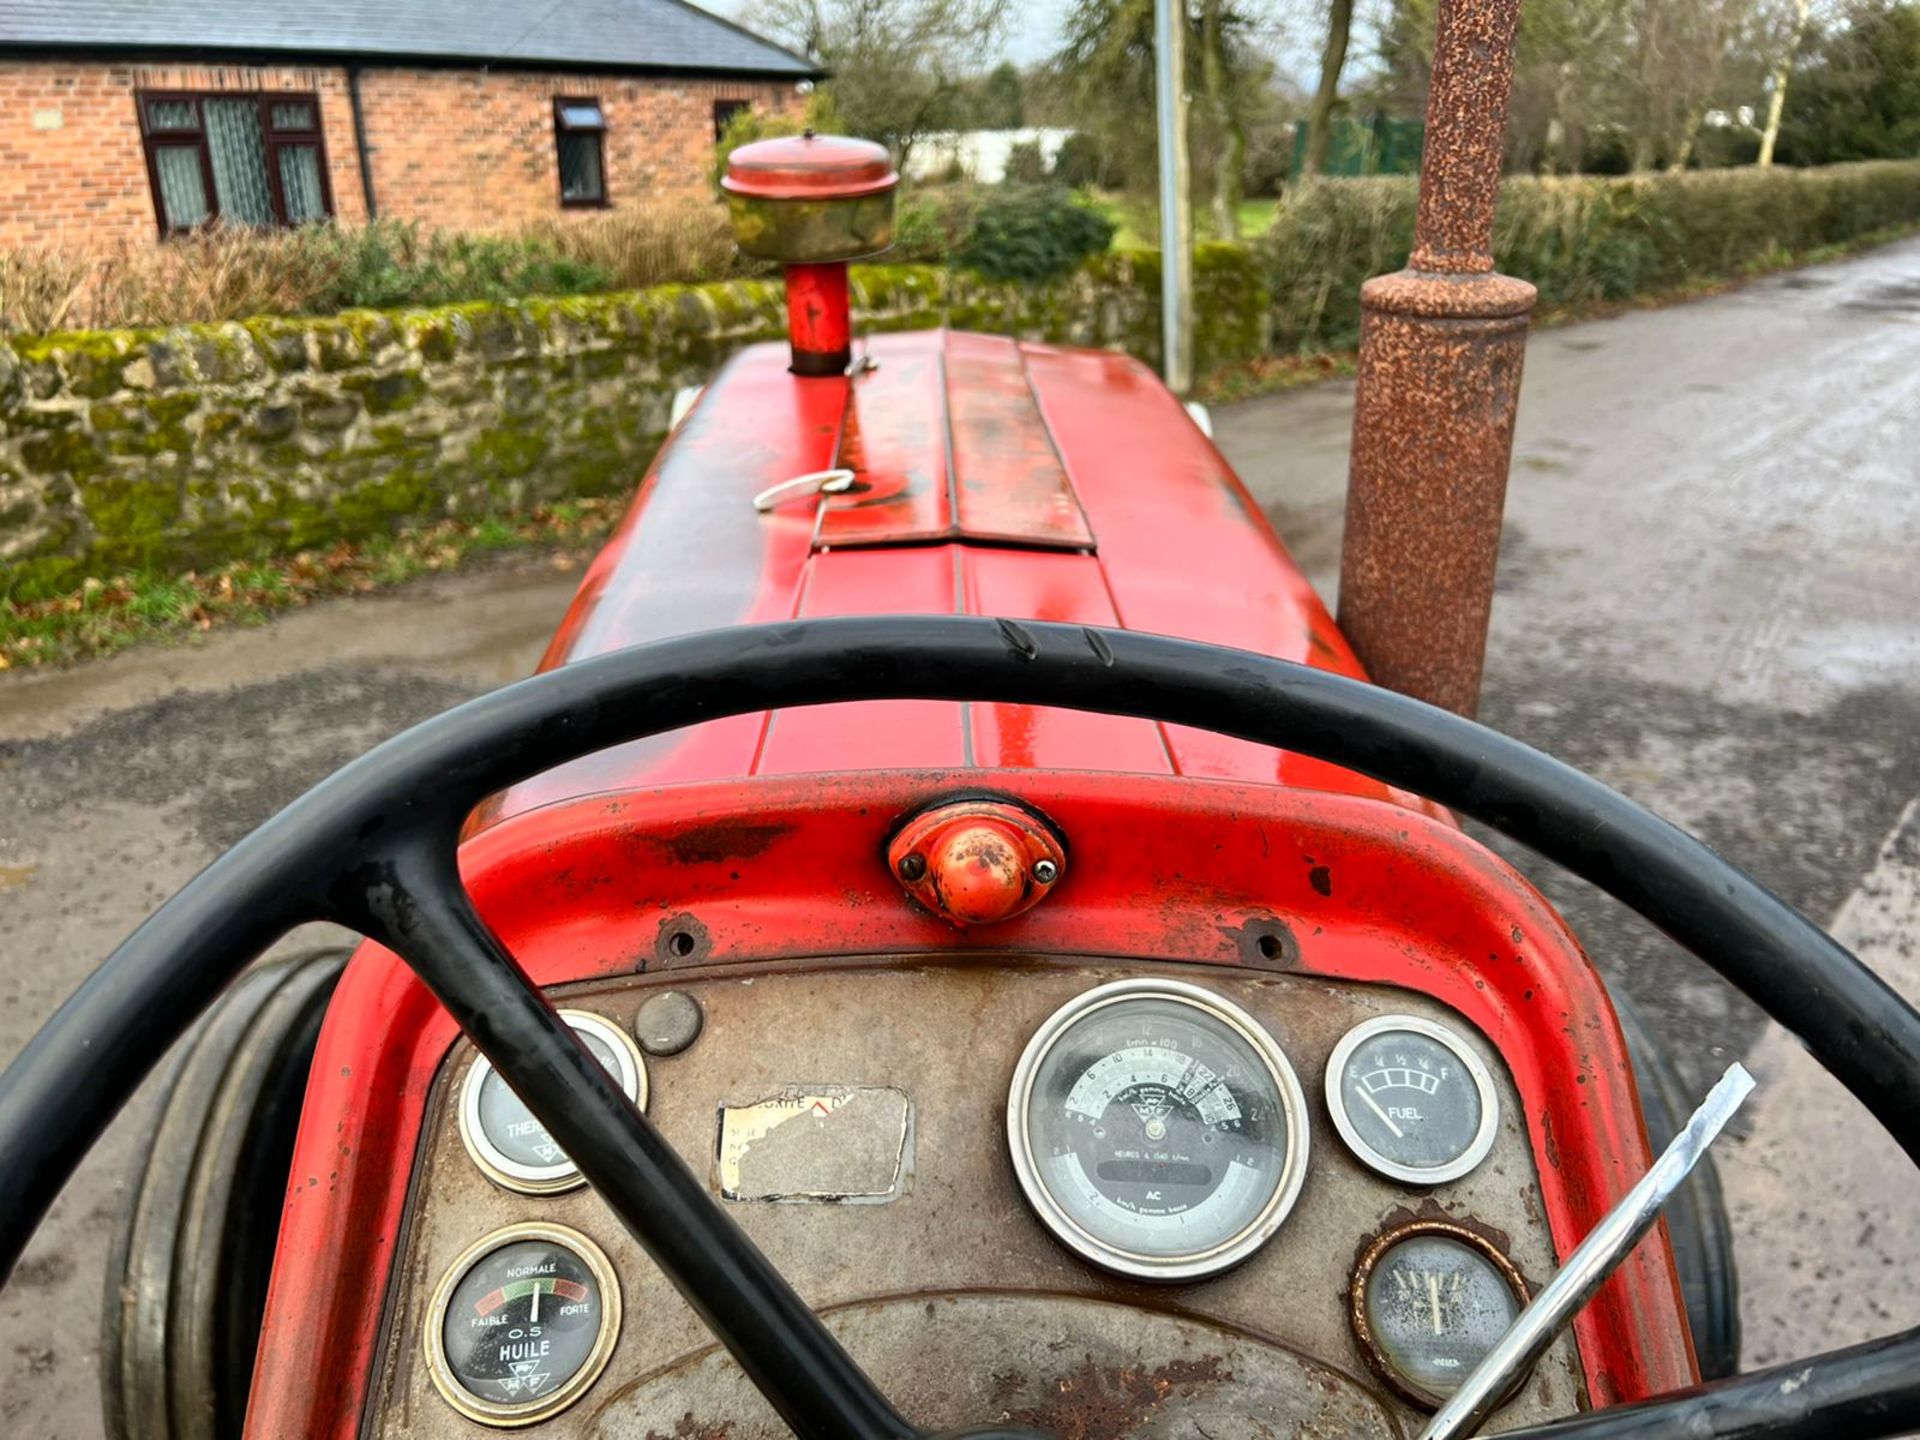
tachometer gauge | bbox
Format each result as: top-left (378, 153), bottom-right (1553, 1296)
top-left (1327, 1015), bottom-right (1498, 1185)
top-left (1006, 978), bottom-right (1310, 1281)
top-left (425, 1222), bottom-right (620, 1426)
top-left (1350, 1220), bottom-right (1530, 1409)
top-left (459, 1010), bottom-right (647, 1194)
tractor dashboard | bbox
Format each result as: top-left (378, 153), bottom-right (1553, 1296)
top-left (241, 769), bottom-right (1700, 1439)
top-left (370, 960), bottom-right (1581, 1437)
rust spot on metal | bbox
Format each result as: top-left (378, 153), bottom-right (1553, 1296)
top-left (1224, 915), bottom-right (1300, 970)
top-left (1371, 1197), bottom-right (1518, 1254)
top-left (660, 821), bottom-right (795, 867)
top-left (654, 913), bottom-right (713, 968)
top-left (1001, 1355), bottom-right (1233, 1440)
top-left (1308, 864), bottom-right (1333, 897)
top-left (1336, 0), bottom-right (1536, 718)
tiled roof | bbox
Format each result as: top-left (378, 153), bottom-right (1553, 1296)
top-left (0, 0), bottom-right (819, 78)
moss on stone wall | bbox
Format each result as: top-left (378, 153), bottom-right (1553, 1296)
top-left (0, 253), bottom-right (1270, 600)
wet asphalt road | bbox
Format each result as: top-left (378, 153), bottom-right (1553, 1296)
top-left (2, 235), bottom-right (1917, 1434)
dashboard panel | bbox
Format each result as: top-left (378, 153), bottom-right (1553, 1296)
top-left (361, 957), bottom-right (1585, 1438)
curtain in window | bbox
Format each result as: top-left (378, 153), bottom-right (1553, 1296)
top-left (559, 132), bottom-right (605, 203)
top-left (153, 146), bottom-right (210, 230)
top-left (278, 146), bottom-right (327, 224)
top-left (146, 99), bottom-right (197, 131)
top-left (204, 99), bottom-right (274, 226)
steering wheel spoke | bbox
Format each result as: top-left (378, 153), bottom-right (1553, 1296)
top-left (343, 834), bottom-right (917, 1440)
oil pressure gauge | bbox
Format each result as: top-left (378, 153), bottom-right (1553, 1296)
top-left (425, 1223), bottom-right (620, 1426)
top-left (1007, 978), bottom-right (1310, 1281)
top-left (1350, 1220), bottom-right (1531, 1410)
top-left (459, 1010), bottom-right (647, 1194)
top-left (1327, 1015), bottom-right (1499, 1185)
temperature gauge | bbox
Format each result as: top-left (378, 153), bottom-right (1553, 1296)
top-left (459, 1009), bottom-right (647, 1194)
top-left (1350, 1220), bottom-right (1530, 1410)
top-left (425, 1223), bottom-right (620, 1426)
top-left (1327, 1015), bottom-right (1499, 1185)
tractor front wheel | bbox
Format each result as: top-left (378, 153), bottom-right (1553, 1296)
top-left (1614, 991), bottom-right (1741, 1380)
top-left (100, 945), bottom-right (347, 1440)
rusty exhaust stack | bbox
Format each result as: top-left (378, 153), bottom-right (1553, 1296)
top-left (1336, 0), bottom-right (1535, 717)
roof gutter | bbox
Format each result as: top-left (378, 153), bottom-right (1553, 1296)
top-left (0, 42), bottom-right (823, 82)
top-left (346, 63), bottom-right (378, 220)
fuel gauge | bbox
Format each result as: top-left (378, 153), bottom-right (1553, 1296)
top-left (1327, 1015), bottom-right (1499, 1185)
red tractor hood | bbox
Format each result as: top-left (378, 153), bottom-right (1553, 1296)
top-left (478, 330), bottom-right (1439, 827)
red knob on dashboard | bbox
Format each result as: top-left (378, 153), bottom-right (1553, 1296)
top-left (888, 800), bottom-right (1066, 927)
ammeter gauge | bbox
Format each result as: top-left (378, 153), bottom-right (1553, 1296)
top-left (1350, 1220), bottom-right (1530, 1410)
top-left (425, 1222), bottom-right (621, 1426)
top-left (459, 1010), bottom-right (647, 1194)
top-left (1006, 978), bottom-right (1310, 1281)
top-left (1327, 1015), bottom-right (1499, 1185)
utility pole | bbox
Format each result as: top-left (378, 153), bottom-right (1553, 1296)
top-left (1154, 0), bottom-right (1194, 396)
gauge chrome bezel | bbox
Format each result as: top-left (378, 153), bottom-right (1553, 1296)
top-left (1349, 1218), bottom-right (1532, 1411)
top-left (1326, 1014), bottom-right (1500, 1186)
top-left (1006, 977), bottom-right (1312, 1282)
top-left (423, 1221), bottom-right (623, 1428)
top-left (458, 1009), bottom-right (647, 1194)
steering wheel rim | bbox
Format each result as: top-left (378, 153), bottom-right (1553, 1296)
top-left (2, 616), bottom-right (1917, 1440)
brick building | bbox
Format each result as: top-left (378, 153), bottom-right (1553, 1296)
top-left (0, 0), bottom-right (817, 249)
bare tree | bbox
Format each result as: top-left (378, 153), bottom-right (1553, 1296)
top-left (1301, 0), bottom-right (1355, 175)
top-left (1756, 0), bottom-right (1813, 163)
top-left (1054, 0), bottom-right (1273, 237)
top-left (1200, 0), bottom-right (1253, 233)
top-left (746, 0), bottom-right (1012, 163)
top-left (1617, 0), bottom-right (1756, 168)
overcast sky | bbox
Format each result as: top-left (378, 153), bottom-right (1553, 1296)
top-left (698, 1), bottom-right (1078, 66)
top-left (699, 1), bottom-right (1322, 94)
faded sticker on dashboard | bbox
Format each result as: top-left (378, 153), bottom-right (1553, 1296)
top-left (716, 1086), bottom-right (912, 1202)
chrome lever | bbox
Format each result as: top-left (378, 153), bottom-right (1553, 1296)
top-left (751, 468), bottom-right (857, 514)
top-left (1420, 1062), bottom-right (1756, 1440)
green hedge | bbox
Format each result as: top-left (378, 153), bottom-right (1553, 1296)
top-left (1262, 160), bottom-right (1920, 352)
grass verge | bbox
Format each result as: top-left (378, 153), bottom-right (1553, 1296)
top-left (1094, 192), bottom-right (1280, 250)
top-left (0, 498), bottom-right (621, 670)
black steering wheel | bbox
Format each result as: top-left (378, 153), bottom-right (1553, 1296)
top-left (2, 617), bottom-right (1917, 1440)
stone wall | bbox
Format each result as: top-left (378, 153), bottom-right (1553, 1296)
top-left (0, 246), bottom-right (1270, 599)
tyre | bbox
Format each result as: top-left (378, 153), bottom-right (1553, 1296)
top-left (1613, 989), bottom-right (1741, 1380)
top-left (101, 946), bottom-right (349, 1440)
